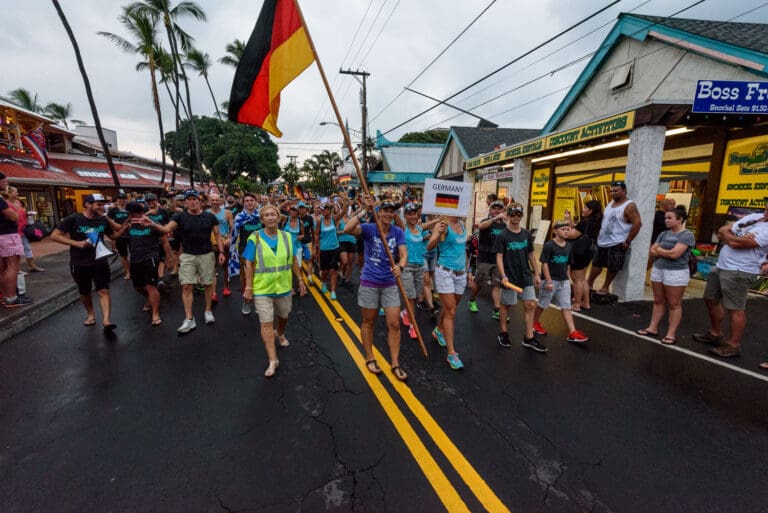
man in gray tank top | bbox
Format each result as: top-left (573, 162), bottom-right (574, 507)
top-left (587, 181), bottom-right (642, 296)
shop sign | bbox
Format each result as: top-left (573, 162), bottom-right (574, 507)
top-left (383, 173), bottom-right (396, 181)
top-left (715, 135), bottom-right (768, 213)
top-left (482, 169), bottom-right (515, 181)
top-left (530, 169), bottom-right (550, 207)
top-left (692, 80), bottom-right (768, 115)
top-left (465, 111), bottom-right (635, 170)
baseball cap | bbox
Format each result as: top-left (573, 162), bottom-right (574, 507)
top-left (507, 204), bottom-right (524, 215)
top-left (84, 193), bottom-right (106, 204)
top-left (404, 203), bottom-right (420, 213)
top-left (116, 192), bottom-right (127, 199)
top-left (183, 189), bottom-right (199, 199)
top-left (321, 203), bottom-right (333, 209)
top-left (553, 220), bottom-right (570, 229)
top-left (297, 201), bottom-right (307, 208)
top-left (380, 200), bottom-right (397, 210)
top-left (126, 201), bottom-right (146, 214)
top-left (145, 193), bottom-right (158, 201)
top-left (490, 200), bottom-right (504, 208)
top-left (173, 194), bottom-right (184, 201)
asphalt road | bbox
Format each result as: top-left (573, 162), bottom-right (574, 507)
top-left (1, 271), bottom-right (768, 513)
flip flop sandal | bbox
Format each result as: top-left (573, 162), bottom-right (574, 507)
top-left (661, 336), bottom-right (677, 345)
top-left (83, 318), bottom-right (96, 327)
top-left (365, 359), bottom-right (382, 375)
top-left (636, 329), bottom-right (658, 337)
top-left (759, 362), bottom-right (768, 370)
top-left (151, 318), bottom-right (162, 327)
top-left (391, 366), bottom-right (408, 382)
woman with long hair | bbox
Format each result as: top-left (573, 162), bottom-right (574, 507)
top-left (566, 200), bottom-right (602, 311)
top-left (314, 199), bottom-right (345, 300)
top-left (280, 203), bottom-right (304, 293)
top-left (637, 206), bottom-right (695, 345)
top-left (337, 205), bottom-right (357, 286)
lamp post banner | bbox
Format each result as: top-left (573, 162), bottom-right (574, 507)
top-left (422, 178), bottom-right (472, 217)
top-left (692, 80), bottom-right (768, 114)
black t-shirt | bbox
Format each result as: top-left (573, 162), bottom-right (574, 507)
top-left (128, 224), bottom-right (161, 262)
top-left (492, 228), bottom-right (535, 288)
top-left (573, 216), bottom-right (600, 255)
top-left (147, 208), bottom-right (170, 226)
top-left (0, 198), bottom-right (18, 235)
top-left (477, 217), bottom-right (507, 264)
top-left (172, 211), bottom-right (218, 255)
top-left (108, 207), bottom-right (130, 239)
top-left (300, 214), bottom-right (314, 244)
top-left (57, 213), bottom-right (114, 266)
top-left (539, 239), bottom-right (571, 281)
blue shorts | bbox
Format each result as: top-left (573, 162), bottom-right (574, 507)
top-left (302, 243), bottom-right (311, 261)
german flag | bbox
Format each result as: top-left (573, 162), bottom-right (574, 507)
top-left (294, 184), bottom-right (304, 198)
top-left (435, 192), bottom-right (460, 209)
top-left (228, 0), bottom-right (314, 137)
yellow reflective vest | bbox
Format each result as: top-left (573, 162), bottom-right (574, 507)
top-left (248, 229), bottom-right (294, 296)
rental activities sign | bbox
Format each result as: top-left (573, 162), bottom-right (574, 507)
top-left (422, 178), bottom-right (472, 217)
top-left (693, 80), bottom-right (768, 115)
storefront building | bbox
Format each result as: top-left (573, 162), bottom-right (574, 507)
top-left (465, 13), bottom-right (768, 300)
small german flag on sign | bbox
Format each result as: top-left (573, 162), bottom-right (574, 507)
top-left (435, 193), bottom-right (460, 209)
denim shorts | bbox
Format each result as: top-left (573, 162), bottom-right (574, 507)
top-left (537, 280), bottom-right (571, 309)
top-left (501, 285), bottom-right (536, 305)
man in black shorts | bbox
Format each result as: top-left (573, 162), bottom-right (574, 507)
top-left (107, 192), bottom-right (131, 280)
top-left (145, 192), bottom-right (172, 285)
top-left (126, 201), bottom-right (163, 326)
top-left (51, 193), bottom-right (127, 331)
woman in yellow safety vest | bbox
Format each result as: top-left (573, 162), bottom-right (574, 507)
top-left (242, 204), bottom-right (307, 377)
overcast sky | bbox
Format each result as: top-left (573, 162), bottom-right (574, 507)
top-left (2, 0), bottom-right (766, 167)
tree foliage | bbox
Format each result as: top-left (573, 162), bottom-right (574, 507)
top-left (164, 115), bottom-right (279, 185)
top-left (398, 130), bottom-right (448, 144)
top-left (302, 150), bottom-right (342, 196)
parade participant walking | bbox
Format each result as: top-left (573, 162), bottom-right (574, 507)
top-left (154, 189), bottom-right (225, 333)
top-left (417, 214), bottom-right (440, 316)
top-left (428, 215), bottom-right (472, 370)
top-left (229, 192), bottom-right (263, 314)
top-left (281, 203), bottom-right (304, 293)
top-left (242, 204), bottom-right (307, 377)
top-left (50, 194), bottom-right (126, 328)
top-left (344, 197), bottom-right (409, 381)
top-left (468, 199), bottom-right (506, 318)
top-left (565, 201), bottom-right (602, 311)
top-left (144, 193), bottom-right (172, 285)
top-left (587, 181), bottom-right (642, 295)
top-left (126, 201), bottom-right (163, 326)
top-left (692, 204), bottom-right (768, 359)
top-left (297, 202), bottom-right (315, 273)
top-left (493, 203), bottom-right (543, 351)
top-left (399, 203), bottom-right (428, 339)
top-left (315, 202), bottom-right (344, 300)
top-left (337, 207), bottom-right (357, 286)
top-left (107, 192), bottom-right (131, 280)
top-left (637, 206), bottom-right (695, 345)
top-left (531, 221), bottom-right (590, 344)
top-left (207, 193), bottom-right (234, 301)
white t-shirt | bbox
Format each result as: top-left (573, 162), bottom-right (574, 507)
top-left (716, 213), bottom-right (768, 274)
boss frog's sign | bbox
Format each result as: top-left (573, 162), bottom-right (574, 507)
top-left (422, 178), bottom-right (472, 217)
top-left (692, 80), bottom-right (768, 114)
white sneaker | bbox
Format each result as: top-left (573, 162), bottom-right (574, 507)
top-left (264, 359), bottom-right (279, 377)
top-left (241, 302), bottom-right (252, 315)
top-left (204, 311), bottom-right (215, 324)
top-left (177, 318), bottom-right (196, 333)
top-left (277, 334), bottom-right (290, 347)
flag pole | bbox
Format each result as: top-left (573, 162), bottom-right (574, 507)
top-left (294, 0), bottom-right (428, 359)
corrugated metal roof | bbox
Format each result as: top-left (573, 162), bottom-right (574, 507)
top-left (381, 145), bottom-right (443, 174)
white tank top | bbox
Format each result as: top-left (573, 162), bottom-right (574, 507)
top-left (597, 200), bottom-right (634, 247)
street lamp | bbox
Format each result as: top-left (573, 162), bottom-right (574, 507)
top-left (319, 121), bottom-right (362, 138)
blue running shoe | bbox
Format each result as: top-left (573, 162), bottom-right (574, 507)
top-left (321, 282), bottom-right (328, 293)
top-left (432, 327), bottom-right (447, 347)
top-left (446, 353), bottom-right (464, 370)
top-left (330, 291), bottom-right (337, 300)
top-left (378, 307), bottom-right (385, 316)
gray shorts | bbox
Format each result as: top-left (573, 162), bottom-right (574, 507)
top-left (538, 280), bottom-right (572, 309)
top-left (358, 284), bottom-right (400, 309)
top-left (475, 262), bottom-right (499, 286)
top-left (501, 285), bottom-right (536, 305)
top-left (425, 254), bottom-right (436, 273)
top-left (703, 267), bottom-right (755, 311)
top-left (401, 263), bottom-right (425, 300)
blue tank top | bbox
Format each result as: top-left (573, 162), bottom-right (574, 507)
top-left (210, 208), bottom-right (230, 236)
top-left (338, 217), bottom-right (357, 244)
top-left (437, 222), bottom-right (466, 271)
top-left (284, 218), bottom-right (301, 252)
top-left (319, 217), bottom-right (339, 251)
top-left (405, 225), bottom-right (426, 265)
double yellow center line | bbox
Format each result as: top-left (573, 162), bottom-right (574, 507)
top-left (301, 266), bottom-right (510, 513)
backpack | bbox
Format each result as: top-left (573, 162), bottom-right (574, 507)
top-left (23, 221), bottom-right (50, 242)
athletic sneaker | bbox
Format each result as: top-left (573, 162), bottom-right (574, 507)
top-left (566, 330), bottom-right (589, 343)
top-left (378, 307), bottom-right (385, 316)
top-left (533, 322), bottom-right (547, 336)
top-left (177, 317), bottom-right (196, 333)
top-left (400, 309), bottom-right (411, 327)
top-left (497, 331), bottom-right (511, 347)
top-left (241, 302), bottom-right (252, 315)
top-left (416, 301), bottom-right (429, 311)
top-left (522, 336), bottom-right (548, 353)
top-left (468, 300), bottom-right (479, 313)
top-left (446, 353), bottom-right (464, 370)
top-left (277, 334), bottom-right (290, 347)
top-left (3, 296), bottom-right (32, 308)
top-left (211, 293), bottom-right (218, 303)
top-left (408, 325), bottom-right (417, 339)
top-left (431, 306), bottom-right (440, 316)
top-left (491, 308), bottom-right (500, 320)
top-left (330, 291), bottom-right (337, 300)
top-left (222, 287), bottom-right (232, 297)
top-left (204, 311), bottom-right (215, 324)
top-left (321, 282), bottom-right (328, 293)
top-left (432, 326), bottom-right (447, 347)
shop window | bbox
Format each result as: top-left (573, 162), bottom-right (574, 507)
top-left (610, 61), bottom-right (634, 93)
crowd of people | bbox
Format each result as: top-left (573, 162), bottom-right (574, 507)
top-left (4, 175), bottom-right (768, 373)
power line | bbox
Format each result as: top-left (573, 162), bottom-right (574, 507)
top-left (380, 0), bottom-right (622, 136)
top-left (347, 0), bottom-right (390, 68)
top-left (356, 0), bottom-right (402, 67)
top-left (369, 0), bottom-right (497, 124)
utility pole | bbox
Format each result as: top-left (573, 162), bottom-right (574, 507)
top-left (287, 155), bottom-right (298, 165)
top-left (339, 69), bottom-right (370, 179)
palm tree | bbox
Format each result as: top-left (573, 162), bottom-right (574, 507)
top-left (127, 0), bottom-right (206, 184)
top-left (99, 8), bottom-right (168, 182)
top-left (218, 39), bottom-right (245, 68)
top-left (44, 102), bottom-right (74, 128)
top-left (7, 88), bottom-right (41, 112)
top-left (184, 47), bottom-right (220, 120)
top-left (51, 0), bottom-right (121, 188)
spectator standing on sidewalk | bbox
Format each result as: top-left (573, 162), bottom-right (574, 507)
top-left (0, 175), bottom-right (32, 307)
top-left (652, 197), bottom-right (676, 243)
top-left (7, 187), bottom-right (45, 273)
top-left (693, 203), bottom-right (768, 359)
top-left (587, 181), bottom-right (642, 296)
top-left (50, 193), bottom-right (126, 328)
top-left (637, 206), bottom-right (695, 345)
top-left (468, 199), bottom-right (506, 318)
